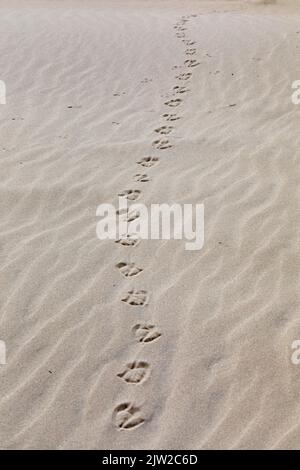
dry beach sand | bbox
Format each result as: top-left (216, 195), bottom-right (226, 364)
top-left (1, 0), bottom-right (300, 449)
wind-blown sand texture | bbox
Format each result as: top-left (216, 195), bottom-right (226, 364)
top-left (1, 0), bottom-right (300, 449)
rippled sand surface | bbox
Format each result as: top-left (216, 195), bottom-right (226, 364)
top-left (1, 0), bottom-right (300, 449)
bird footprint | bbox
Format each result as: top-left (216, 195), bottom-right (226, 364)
top-left (133, 173), bottom-right (150, 182)
top-left (113, 403), bottom-right (145, 430)
top-left (185, 48), bottom-right (196, 55)
top-left (184, 59), bottom-right (200, 68)
top-left (183, 40), bottom-right (196, 46)
top-left (122, 289), bottom-right (148, 306)
top-left (155, 125), bottom-right (173, 135)
top-left (176, 72), bottom-right (192, 81)
top-left (162, 113), bottom-right (180, 122)
top-left (115, 235), bottom-right (140, 247)
top-left (132, 323), bottom-right (162, 343)
top-left (173, 86), bottom-right (189, 94)
top-left (137, 156), bottom-right (159, 167)
top-left (117, 361), bottom-right (150, 384)
top-left (117, 208), bottom-right (140, 223)
top-left (118, 189), bottom-right (141, 201)
top-left (165, 99), bottom-right (182, 107)
top-left (152, 139), bottom-right (172, 150)
top-left (116, 262), bottom-right (143, 278)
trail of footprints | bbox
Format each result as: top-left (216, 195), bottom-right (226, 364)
top-left (112, 13), bottom-right (198, 431)
top-left (122, 289), bottom-right (148, 307)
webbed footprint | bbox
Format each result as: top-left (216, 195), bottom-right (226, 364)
top-left (122, 289), bottom-right (148, 306)
top-left (176, 72), bottom-right (192, 81)
top-left (117, 208), bottom-right (140, 223)
top-left (183, 40), bottom-right (196, 46)
top-left (164, 98), bottom-right (182, 107)
top-left (133, 173), bottom-right (150, 182)
top-left (132, 323), bottom-right (162, 343)
top-left (152, 139), bottom-right (172, 150)
top-left (173, 86), bottom-right (189, 94)
top-left (184, 59), bottom-right (200, 68)
top-left (113, 403), bottom-right (145, 430)
top-left (118, 189), bottom-right (141, 201)
top-left (116, 262), bottom-right (143, 278)
top-left (117, 361), bottom-right (150, 384)
top-left (162, 113), bottom-right (180, 122)
top-left (115, 235), bottom-right (140, 247)
top-left (154, 125), bottom-right (173, 135)
top-left (137, 156), bottom-right (159, 167)
top-left (185, 48), bottom-right (196, 55)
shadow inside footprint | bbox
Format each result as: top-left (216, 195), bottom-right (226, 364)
top-left (117, 361), bottom-right (150, 384)
top-left (183, 40), bottom-right (196, 46)
top-left (118, 189), bottom-right (141, 201)
top-left (176, 72), bottom-right (192, 81)
top-left (173, 86), bottom-right (189, 94)
top-left (152, 139), bottom-right (172, 150)
top-left (184, 59), bottom-right (200, 68)
top-left (115, 235), bottom-right (140, 247)
top-left (164, 99), bottom-right (182, 107)
top-left (162, 113), bottom-right (180, 122)
top-left (132, 323), bottom-right (162, 343)
top-left (154, 125), bottom-right (173, 135)
top-left (122, 289), bottom-right (148, 306)
top-left (137, 156), bottom-right (159, 167)
top-left (113, 402), bottom-right (145, 430)
top-left (116, 262), bottom-right (143, 278)
top-left (133, 173), bottom-right (150, 182)
top-left (185, 48), bottom-right (196, 55)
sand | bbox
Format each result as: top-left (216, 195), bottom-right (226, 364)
top-left (0, 0), bottom-right (300, 450)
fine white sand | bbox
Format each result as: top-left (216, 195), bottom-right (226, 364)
top-left (1, 0), bottom-right (300, 450)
